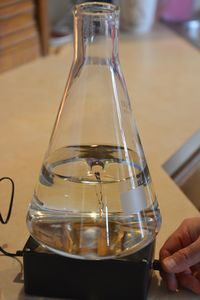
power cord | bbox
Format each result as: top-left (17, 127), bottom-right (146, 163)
top-left (0, 177), bottom-right (14, 224)
top-left (0, 177), bottom-right (23, 257)
top-left (0, 247), bottom-right (23, 257)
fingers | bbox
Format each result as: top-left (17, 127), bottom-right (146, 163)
top-left (160, 221), bottom-right (193, 256)
top-left (161, 267), bottom-right (200, 294)
top-left (159, 218), bottom-right (200, 294)
top-left (162, 237), bottom-right (200, 273)
top-left (177, 272), bottom-right (200, 295)
top-left (194, 272), bottom-right (200, 281)
top-left (159, 248), bottom-right (178, 291)
top-left (161, 272), bottom-right (178, 292)
top-left (160, 218), bottom-right (200, 260)
top-left (191, 263), bottom-right (200, 280)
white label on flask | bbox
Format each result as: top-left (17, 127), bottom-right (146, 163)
top-left (120, 186), bottom-right (147, 214)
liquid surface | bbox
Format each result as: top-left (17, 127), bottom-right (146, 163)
top-left (27, 145), bottom-right (161, 259)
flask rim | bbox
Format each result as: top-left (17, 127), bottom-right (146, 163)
top-left (74, 2), bottom-right (120, 18)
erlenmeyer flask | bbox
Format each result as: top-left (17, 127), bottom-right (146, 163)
top-left (27, 2), bottom-right (161, 260)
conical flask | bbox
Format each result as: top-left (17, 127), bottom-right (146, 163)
top-left (27, 2), bottom-right (161, 260)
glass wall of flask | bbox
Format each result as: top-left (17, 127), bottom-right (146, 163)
top-left (27, 2), bottom-right (161, 260)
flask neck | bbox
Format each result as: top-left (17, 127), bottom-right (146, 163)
top-left (73, 3), bottom-right (119, 63)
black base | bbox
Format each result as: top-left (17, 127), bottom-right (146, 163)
top-left (23, 237), bottom-right (155, 300)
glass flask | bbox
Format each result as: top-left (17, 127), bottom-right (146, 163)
top-left (27, 2), bottom-right (161, 260)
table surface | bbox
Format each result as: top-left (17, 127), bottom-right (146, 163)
top-left (0, 23), bottom-right (200, 299)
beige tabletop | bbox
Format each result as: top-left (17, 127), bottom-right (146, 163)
top-left (0, 24), bottom-right (200, 299)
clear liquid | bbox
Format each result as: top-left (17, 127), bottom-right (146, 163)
top-left (27, 145), bottom-right (161, 259)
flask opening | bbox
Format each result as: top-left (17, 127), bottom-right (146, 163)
top-left (74, 2), bottom-right (120, 17)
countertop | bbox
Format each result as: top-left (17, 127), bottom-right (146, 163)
top-left (0, 24), bottom-right (200, 299)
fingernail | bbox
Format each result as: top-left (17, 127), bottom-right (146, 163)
top-left (163, 257), bottom-right (176, 271)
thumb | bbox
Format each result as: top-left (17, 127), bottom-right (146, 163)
top-left (163, 238), bottom-right (200, 273)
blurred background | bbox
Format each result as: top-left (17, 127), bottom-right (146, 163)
top-left (0, 0), bottom-right (200, 73)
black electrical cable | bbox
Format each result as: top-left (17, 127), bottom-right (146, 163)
top-left (0, 176), bottom-right (23, 257)
top-left (0, 246), bottom-right (23, 257)
top-left (0, 177), bottom-right (14, 224)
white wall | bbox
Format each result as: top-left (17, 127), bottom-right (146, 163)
top-left (194, 0), bottom-right (200, 11)
top-left (48, 0), bottom-right (120, 27)
top-left (48, 0), bottom-right (71, 26)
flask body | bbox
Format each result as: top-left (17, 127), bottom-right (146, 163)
top-left (27, 3), bottom-right (161, 260)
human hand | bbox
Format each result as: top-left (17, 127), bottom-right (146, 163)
top-left (159, 217), bottom-right (200, 294)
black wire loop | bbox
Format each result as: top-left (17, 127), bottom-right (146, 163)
top-left (0, 177), bottom-right (14, 224)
